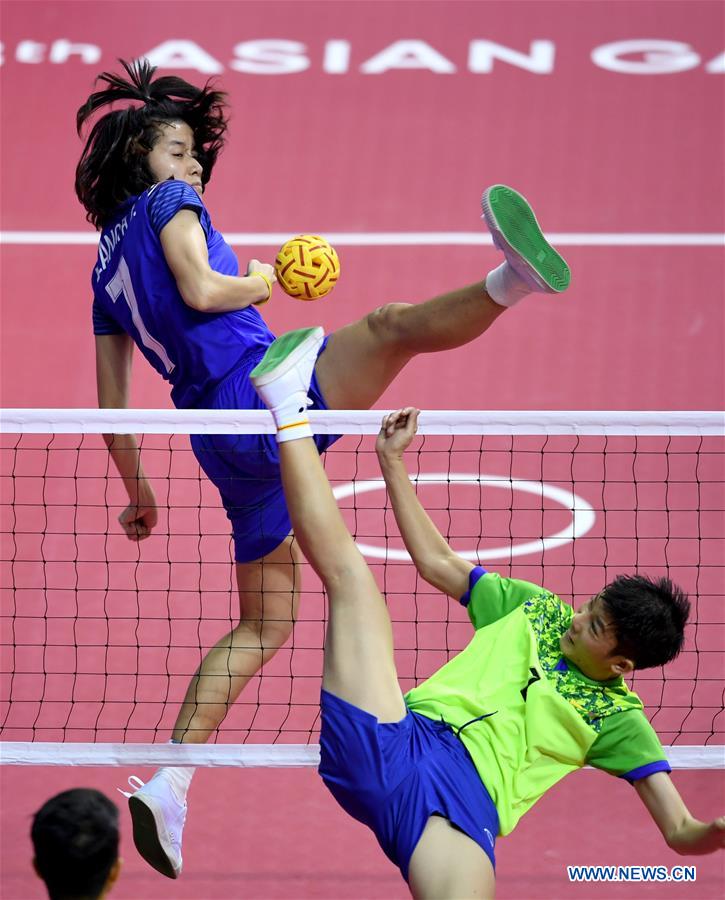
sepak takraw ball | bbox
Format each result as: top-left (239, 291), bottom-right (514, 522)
top-left (274, 235), bottom-right (340, 300)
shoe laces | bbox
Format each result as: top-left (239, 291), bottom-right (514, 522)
top-left (116, 774), bottom-right (145, 799)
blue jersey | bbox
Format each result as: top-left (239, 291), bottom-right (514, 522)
top-left (91, 180), bottom-right (275, 408)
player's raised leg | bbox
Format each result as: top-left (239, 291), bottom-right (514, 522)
top-left (251, 328), bottom-right (496, 899)
top-left (315, 184), bottom-right (570, 410)
top-left (250, 327), bottom-right (406, 722)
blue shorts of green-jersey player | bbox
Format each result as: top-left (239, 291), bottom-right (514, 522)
top-left (191, 337), bottom-right (340, 562)
top-left (319, 690), bottom-right (498, 882)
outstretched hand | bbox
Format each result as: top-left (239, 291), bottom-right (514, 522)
top-left (376, 407), bottom-right (420, 463)
top-left (118, 503), bottom-right (158, 541)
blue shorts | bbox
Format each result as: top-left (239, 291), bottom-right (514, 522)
top-left (318, 690), bottom-right (498, 882)
top-left (190, 337), bottom-right (340, 562)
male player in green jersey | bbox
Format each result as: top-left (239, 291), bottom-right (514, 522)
top-left (250, 327), bottom-right (725, 898)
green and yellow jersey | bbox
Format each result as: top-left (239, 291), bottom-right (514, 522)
top-left (404, 568), bottom-right (671, 836)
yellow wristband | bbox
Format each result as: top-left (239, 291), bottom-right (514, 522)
top-left (251, 272), bottom-right (273, 306)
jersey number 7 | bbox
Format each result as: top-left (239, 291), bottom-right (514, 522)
top-left (106, 255), bottom-right (176, 375)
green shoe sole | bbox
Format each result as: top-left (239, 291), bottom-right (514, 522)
top-left (250, 326), bottom-right (323, 383)
top-left (483, 185), bottom-right (571, 292)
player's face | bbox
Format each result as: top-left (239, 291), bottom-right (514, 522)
top-left (146, 121), bottom-right (203, 196)
top-left (559, 594), bottom-right (633, 681)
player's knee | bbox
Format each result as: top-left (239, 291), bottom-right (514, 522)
top-left (231, 617), bottom-right (293, 657)
top-left (234, 607), bottom-right (294, 652)
top-left (320, 553), bottom-right (375, 599)
top-left (366, 302), bottom-right (414, 346)
top-left (259, 616), bottom-right (294, 650)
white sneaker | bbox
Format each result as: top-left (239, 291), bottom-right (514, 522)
top-left (251, 326), bottom-right (324, 440)
top-left (251, 326), bottom-right (324, 403)
top-left (119, 773), bottom-right (186, 879)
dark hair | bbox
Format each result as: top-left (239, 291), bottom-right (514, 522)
top-left (600, 574), bottom-right (690, 670)
top-left (75, 58), bottom-right (227, 228)
top-left (31, 788), bottom-right (119, 899)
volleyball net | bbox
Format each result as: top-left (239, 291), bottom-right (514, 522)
top-left (1, 409), bottom-right (723, 768)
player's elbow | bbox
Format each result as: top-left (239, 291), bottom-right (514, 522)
top-left (664, 829), bottom-right (683, 853)
top-left (665, 832), bottom-right (695, 856)
top-left (179, 278), bottom-right (214, 312)
top-left (415, 553), bottom-right (457, 595)
top-left (663, 816), bottom-right (698, 854)
top-left (414, 556), bottom-right (442, 586)
top-left (667, 840), bottom-right (691, 856)
top-left (175, 267), bottom-right (220, 312)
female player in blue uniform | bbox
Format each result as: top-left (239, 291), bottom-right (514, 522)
top-left (76, 59), bottom-right (571, 878)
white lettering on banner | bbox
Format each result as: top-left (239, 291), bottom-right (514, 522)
top-left (705, 51), bottom-right (724, 73)
top-left (230, 40), bottom-right (310, 74)
top-left (591, 40), bottom-right (701, 74)
top-left (360, 40), bottom-right (456, 74)
top-left (1, 37), bottom-right (722, 74)
top-left (49, 39), bottom-right (101, 64)
top-left (323, 40), bottom-right (351, 74)
top-left (16, 40), bottom-right (45, 63)
top-left (144, 39), bottom-right (224, 73)
top-left (468, 40), bottom-right (555, 73)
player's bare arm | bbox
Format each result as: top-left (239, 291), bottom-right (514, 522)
top-left (95, 333), bottom-right (157, 540)
top-left (634, 770), bottom-right (725, 855)
top-left (159, 209), bottom-right (275, 312)
top-left (376, 407), bottom-right (473, 600)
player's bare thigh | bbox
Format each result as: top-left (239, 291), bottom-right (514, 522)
top-left (313, 305), bottom-right (415, 410)
top-left (234, 534), bottom-right (300, 627)
top-left (408, 815), bottom-right (495, 899)
top-left (321, 561), bottom-right (407, 724)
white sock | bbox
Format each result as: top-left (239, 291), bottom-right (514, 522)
top-left (159, 741), bottom-right (195, 803)
top-left (485, 261), bottom-right (530, 307)
top-left (157, 766), bottom-right (195, 804)
top-left (270, 394), bottom-right (313, 443)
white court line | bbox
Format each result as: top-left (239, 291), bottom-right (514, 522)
top-left (1, 231), bottom-right (723, 247)
top-left (333, 473), bottom-right (596, 561)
